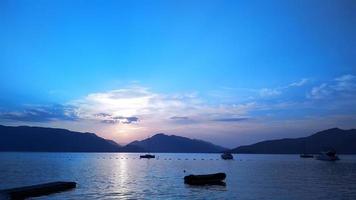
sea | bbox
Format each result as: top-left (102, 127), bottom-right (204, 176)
top-left (0, 153), bottom-right (355, 200)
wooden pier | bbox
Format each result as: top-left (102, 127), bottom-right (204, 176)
top-left (0, 181), bottom-right (76, 200)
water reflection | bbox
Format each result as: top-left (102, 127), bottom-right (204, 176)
top-left (0, 153), bottom-right (355, 199)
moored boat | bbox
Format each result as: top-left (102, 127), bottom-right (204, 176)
top-left (221, 152), bottom-right (233, 160)
top-left (315, 150), bottom-right (339, 161)
top-left (140, 154), bottom-right (155, 159)
top-left (184, 173), bottom-right (226, 185)
top-left (300, 140), bottom-right (313, 158)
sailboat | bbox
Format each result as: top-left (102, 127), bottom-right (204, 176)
top-left (140, 135), bottom-right (155, 159)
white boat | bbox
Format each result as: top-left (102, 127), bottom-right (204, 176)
top-left (315, 150), bottom-right (339, 161)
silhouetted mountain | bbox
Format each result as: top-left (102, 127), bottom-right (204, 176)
top-left (231, 128), bottom-right (356, 154)
top-left (0, 125), bottom-right (121, 152)
top-left (127, 133), bottom-right (227, 153)
top-left (119, 144), bottom-right (146, 152)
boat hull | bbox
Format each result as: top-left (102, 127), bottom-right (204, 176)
top-left (300, 154), bottom-right (314, 158)
top-left (221, 153), bottom-right (234, 160)
top-left (184, 173), bottom-right (226, 185)
top-left (315, 155), bottom-right (339, 161)
top-left (140, 154), bottom-right (155, 159)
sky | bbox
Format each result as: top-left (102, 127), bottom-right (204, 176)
top-left (0, 0), bottom-right (355, 147)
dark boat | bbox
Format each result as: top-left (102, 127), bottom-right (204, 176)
top-left (221, 152), bottom-right (233, 160)
top-left (184, 173), bottom-right (226, 185)
top-left (139, 135), bottom-right (155, 159)
top-left (300, 154), bottom-right (313, 158)
top-left (0, 181), bottom-right (76, 199)
top-left (140, 154), bottom-right (155, 159)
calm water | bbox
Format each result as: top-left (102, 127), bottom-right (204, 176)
top-left (0, 153), bottom-right (356, 200)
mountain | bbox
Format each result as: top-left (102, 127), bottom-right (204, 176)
top-left (0, 125), bottom-right (121, 152)
top-left (126, 133), bottom-right (227, 153)
top-left (231, 128), bottom-right (356, 154)
top-left (0, 125), bottom-right (226, 153)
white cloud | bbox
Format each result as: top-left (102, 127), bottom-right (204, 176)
top-left (333, 74), bottom-right (356, 91)
top-left (70, 86), bottom-right (254, 127)
top-left (259, 88), bottom-right (282, 97)
top-left (258, 78), bottom-right (308, 98)
top-left (308, 83), bottom-right (330, 99)
top-left (289, 78), bottom-right (309, 87)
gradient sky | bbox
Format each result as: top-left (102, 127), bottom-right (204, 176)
top-left (1, 0), bottom-right (355, 147)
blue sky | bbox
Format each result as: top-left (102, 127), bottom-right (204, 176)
top-left (0, 0), bottom-right (355, 147)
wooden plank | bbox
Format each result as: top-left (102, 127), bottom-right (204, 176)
top-left (0, 181), bottom-right (76, 200)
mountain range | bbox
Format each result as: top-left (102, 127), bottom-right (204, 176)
top-left (128, 133), bottom-right (227, 153)
top-left (0, 125), bottom-right (226, 153)
top-left (231, 128), bottom-right (356, 154)
top-left (0, 125), bottom-right (121, 152)
top-left (1, 125), bottom-right (356, 154)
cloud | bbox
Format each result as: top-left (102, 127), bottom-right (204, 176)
top-left (95, 113), bottom-right (112, 117)
top-left (259, 88), bottom-right (282, 97)
top-left (0, 104), bottom-right (77, 122)
top-left (333, 74), bottom-right (356, 91)
top-left (170, 116), bottom-right (190, 120)
top-left (169, 116), bottom-right (199, 124)
top-left (116, 116), bottom-right (139, 124)
top-left (94, 113), bottom-right (139, 124)
top-left (101, 116), bottom-right (139, 124)
top-left (259, 78), bottom-right (309, 98)
top-left (212, 117), bottom-right (249, 122)
top-left (0, 86), bottom-right (256, 129)
top-left (334, 74), bottom-right (355, 82)
top-left (68, 86), bottom-right (254, 127)
top-left (308, 83), bottom-right (330, 99)
top-left (307, 74), bottom-right (356, 99)
top-left (289, 78), bottom-right (309, 87)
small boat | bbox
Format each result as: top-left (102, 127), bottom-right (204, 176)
top-left (140, 154), bottom-right (155, 159)
top-left (300, 154), bottom-right (313, 158)
top-left (221, 152), bottom-right (233, 160)
top-left (184, 173), bottom-right (226, 185)
top-left (300, 140), bottom-right (313, 158)
top-left (315, 150), bottom-right (339, 161)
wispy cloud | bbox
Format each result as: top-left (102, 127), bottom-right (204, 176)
top-left (1, 75), bottom-right (354, 147)
top-left (170, 116), bottom-right (189, 120)
top-left (333, 74), bottom-right (356, 91)
top-left (259, 78), bottom-right (309, 98)
top-left (308, 83), bottom-right (330, 99)
top-left (212, 117), bottom-right (249, 122)
top-left (307, 74), bottom-right (356, 99)
top-left (0, 104), bottom-right (77, 122)
top-left (169, 116), bottom-right (198, 124)
top-left (259, 88), bottom-right (282, 97)
top-left (289, 78), bottom-right (309, 87)
top-left (69, 86), bottom-right (254, 127)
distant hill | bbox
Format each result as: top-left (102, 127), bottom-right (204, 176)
top-left (0, 125), bottom-right (226, 153)
top-left (231, 128), bottom-right (356, 154)
top-left (119, 144), bottom-right (146, 152)
top-left (0, 125), bottom-right (121, 152)
top-left (127, 133), bottom-right (227, 153)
